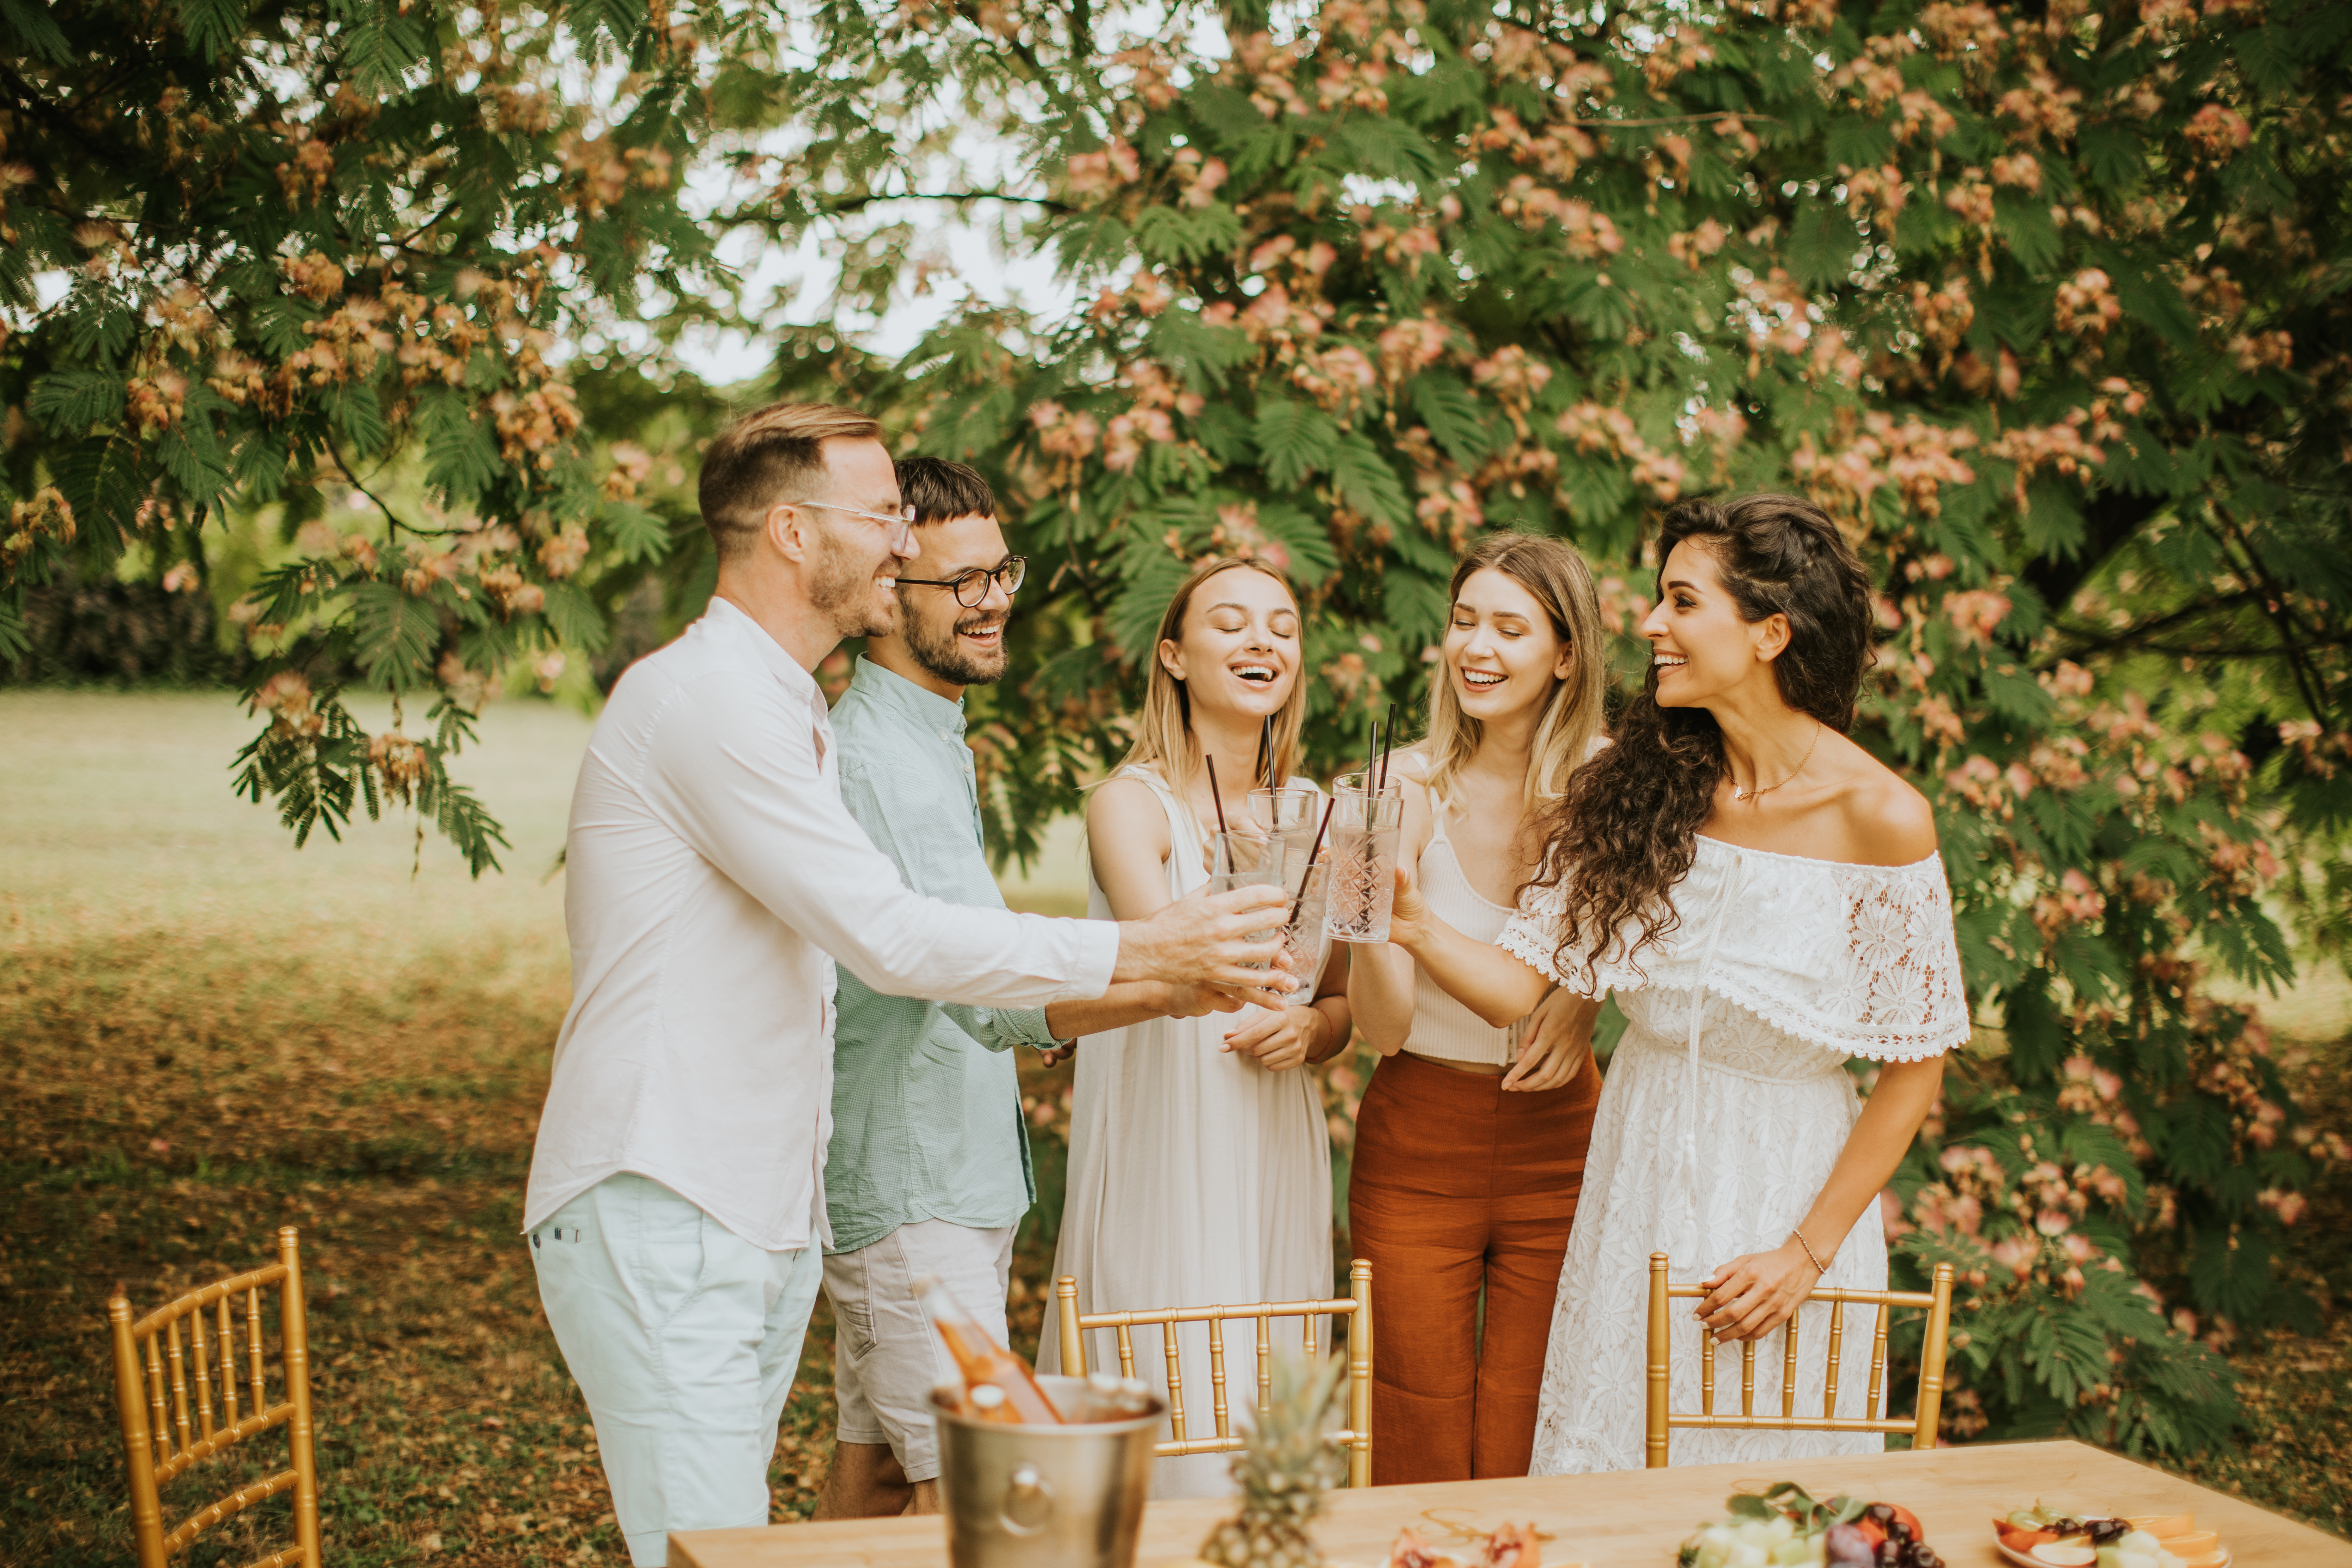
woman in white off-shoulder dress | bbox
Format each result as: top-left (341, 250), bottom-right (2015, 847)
top-left (1386, 493), bottom-right (1970, 1474)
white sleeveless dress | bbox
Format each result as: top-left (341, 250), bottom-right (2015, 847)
top-left (1039, 766), bottom-right (1336, 1498)
top-left (1499, 836), bottom-right (1970, 1474)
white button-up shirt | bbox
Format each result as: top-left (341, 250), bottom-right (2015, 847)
top-left (524, 598), bottom-right (1120, 1250)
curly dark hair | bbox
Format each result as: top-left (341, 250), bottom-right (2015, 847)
top-left (1525, 493), bottom-right (1878, 985)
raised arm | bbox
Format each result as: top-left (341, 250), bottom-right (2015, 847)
top-left (1347, 776), bottom-right (1436, 1056)
top-left (645, 678), bottom-right (1286, 1005)
top-left (1387, 861), bottom-right (1554, 1026)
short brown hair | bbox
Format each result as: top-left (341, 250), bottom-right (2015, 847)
top-left (895, 455), bottom-right (996, 525)
top-left (697, 401), bottom-right (882, 560)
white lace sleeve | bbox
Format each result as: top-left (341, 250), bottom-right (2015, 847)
top-left (1497, 879), bottom-right (1616, 997)
top-left (1689, 848), bottom-right (1971, 1062)
top-left (1519, 839), bottom-right (1972, 1059)
top-left (1821, 855), bottom-right (1971, 1060)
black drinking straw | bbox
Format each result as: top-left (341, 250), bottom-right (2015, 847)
top-left (1206, 753), bottom-right (1231, 872)
top-left (1377, 701), bottom-right (1397, 792)
top-left (1257, 716), bottom-right (1273, 792)
top-left (1288, 795), bottom-right (1336, 928)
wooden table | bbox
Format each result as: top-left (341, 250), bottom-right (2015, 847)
top-left (668, 1440), bottom-right (2352, 1567)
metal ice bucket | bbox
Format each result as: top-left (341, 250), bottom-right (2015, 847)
top-left (931, 1375), bottom-right (1166, 1568)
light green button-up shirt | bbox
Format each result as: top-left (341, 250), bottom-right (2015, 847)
top-left (824, 656), bottom-right (1060, 1255)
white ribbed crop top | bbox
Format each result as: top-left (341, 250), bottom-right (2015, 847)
top-left (1408, 806), bottom-right (1527, 1066)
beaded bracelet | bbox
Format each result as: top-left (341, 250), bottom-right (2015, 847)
top-left (1791, 1228), bottom-right (1833, 1275)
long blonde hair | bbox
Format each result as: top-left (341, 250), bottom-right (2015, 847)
top-left (1115, 556), bottom-right (1307, 795)
top-left (1419, 531), bottom-right (1609, 816)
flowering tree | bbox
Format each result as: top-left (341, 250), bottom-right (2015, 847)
top-left (763, 0), bottom-right (2352, 1450)
top-left (0, 0), bottom-right (725, 869)
top-left (8, 0), bottom-right (2351, 1449)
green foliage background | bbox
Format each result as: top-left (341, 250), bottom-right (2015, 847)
top-left (6, 0), bottom-right (2351, 1457)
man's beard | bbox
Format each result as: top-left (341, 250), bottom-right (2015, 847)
top-left (906, 603), bottom-right (1011, 687)
top-left (808, 522), bottom-right (896, 640)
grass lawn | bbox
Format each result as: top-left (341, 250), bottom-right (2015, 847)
top-left (2, 689), bottom-right (2345, 1566)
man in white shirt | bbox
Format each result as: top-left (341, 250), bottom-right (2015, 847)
top-left (524, 402), bottom-right (1291, 1565)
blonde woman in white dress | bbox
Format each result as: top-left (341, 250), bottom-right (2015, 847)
top-left (1039, 556), bottom-right (1352, 1498)
top-left (1385, 495), bottom-right (1969, 1473)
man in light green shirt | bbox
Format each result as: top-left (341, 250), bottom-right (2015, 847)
top-left (815, 458), bottom-right (1223, 1519)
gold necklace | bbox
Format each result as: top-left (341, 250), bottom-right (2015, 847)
top-left (1730, 721), bottom-right (1822, 804)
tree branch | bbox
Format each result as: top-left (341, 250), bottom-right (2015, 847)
top-left (2208, 501), bottom-right (2334, 722)
top-left (2018, 486), bottom-right (2167, 619)
top-left (1564, 112), bottom-right (1780, 128)
top-left (2043, 591), bottom-right (2260, 662)
top-left (321, 432), bottom-right (466, 541)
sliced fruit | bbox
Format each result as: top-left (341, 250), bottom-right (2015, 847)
top-left (2030, 1547), bottom-right (2098, 1567)
top-left (2124, 1515), bottom-right (2193, 1538)
top-left (2177, 1550), bottom-right (2229, 1568)
top-left (2003, 1530), bottom-right (2059, 1551)
top-left (2156, 1531), bottom-right (2218, 1554)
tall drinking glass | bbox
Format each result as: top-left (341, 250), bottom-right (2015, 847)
top-left (1248, 787), bottom-right (1320, 863)
top-left (1323, 774), bottom-right (1404, 945)
top-left (1275, 860), bottom-right (1331, 1003)
top-left (1207, 830), bottom-right (1282, 976)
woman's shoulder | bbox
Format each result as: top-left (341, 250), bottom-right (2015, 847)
top-left (1837, 770), bottom-right (1936, 866)
top-left (1088, 769), bottom-right (1175, 831)
top-left (1811, 737), bottom-right (1936, 867)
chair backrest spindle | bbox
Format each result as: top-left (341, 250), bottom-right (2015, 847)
top-left (1208, 1319), bottom-right (1230, 1438)
top-left (247, 1286), bottom-right (266, 1415)
top-left (1255, 1314), bottom-right (1273, 1418)
top-left (189, 1313), bottom-right (217, 1442)
top-left (1161, 1326), bottom-right (1187, 1442)
top-left (1779, 1313), bottom-right (1799, 1419)
top-left (1867, 1300), bottom-right (1889, 1420)
top-left (144, 1334), bottom-right (172, 1464)
top-left (1823, 1298), bottom-right (1845, 1420)
top-left (215, 1296), bottom-right (239, 1428)
top-left (166, 1317), bottom-right (194, 1455)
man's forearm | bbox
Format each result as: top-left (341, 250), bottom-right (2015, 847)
top-left (1042, 983), bottom-right (1175, 1041)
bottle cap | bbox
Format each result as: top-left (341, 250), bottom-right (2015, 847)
top-left (970, 1384), bottom-right (1008, 1410)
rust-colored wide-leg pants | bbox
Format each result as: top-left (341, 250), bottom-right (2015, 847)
top-left (1347, 1050), bottom-right (1604, 1483)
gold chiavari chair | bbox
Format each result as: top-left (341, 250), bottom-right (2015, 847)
top-left (1055, 1259), bottom-right (1375, 1487)
top-left (1643, 1250), bottom-right (1955, 1467)
top-left (106, 1225), bottom-right (322, 1568)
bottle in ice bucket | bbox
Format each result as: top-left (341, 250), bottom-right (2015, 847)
top-left (917, 1274), bottom-right (1065, 1425)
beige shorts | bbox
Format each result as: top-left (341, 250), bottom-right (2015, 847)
top-left (823, 1219), bottom-right (1015, 1482)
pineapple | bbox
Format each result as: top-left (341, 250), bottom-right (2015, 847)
top-left (1198, 1351), bottom-right (1349, 1568)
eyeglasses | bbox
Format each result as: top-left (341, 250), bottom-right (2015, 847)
top-left (896, 556), bottom-right (1028, 608)
top-left (789, 499), bottom-right (919, 548)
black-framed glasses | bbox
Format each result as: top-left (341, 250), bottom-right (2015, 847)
top-left (896, 556), bottom-right (1027, 608)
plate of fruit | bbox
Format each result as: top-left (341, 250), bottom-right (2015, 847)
top-left (1992, 1504), bottom-right (2227, 1568)
top-left (1679, 1480), bottom-right (1938, 1567)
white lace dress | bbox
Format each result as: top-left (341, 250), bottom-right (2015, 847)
top-left (1498, 835), bottom-right (1970, 1475)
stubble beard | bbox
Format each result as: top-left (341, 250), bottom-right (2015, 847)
top-left (808, 522), bottom-right (897, 640)
top-left (906, 602), bottom-right (1011, 688)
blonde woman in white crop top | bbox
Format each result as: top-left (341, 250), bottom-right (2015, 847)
top-left (1343, 532), bottom-right (1613, 1484)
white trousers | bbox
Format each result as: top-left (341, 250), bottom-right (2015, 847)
top-left (530, 1173), bottom-right (825, 1567)
top-left (824, 1219), bottom-right (1014, 1482)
